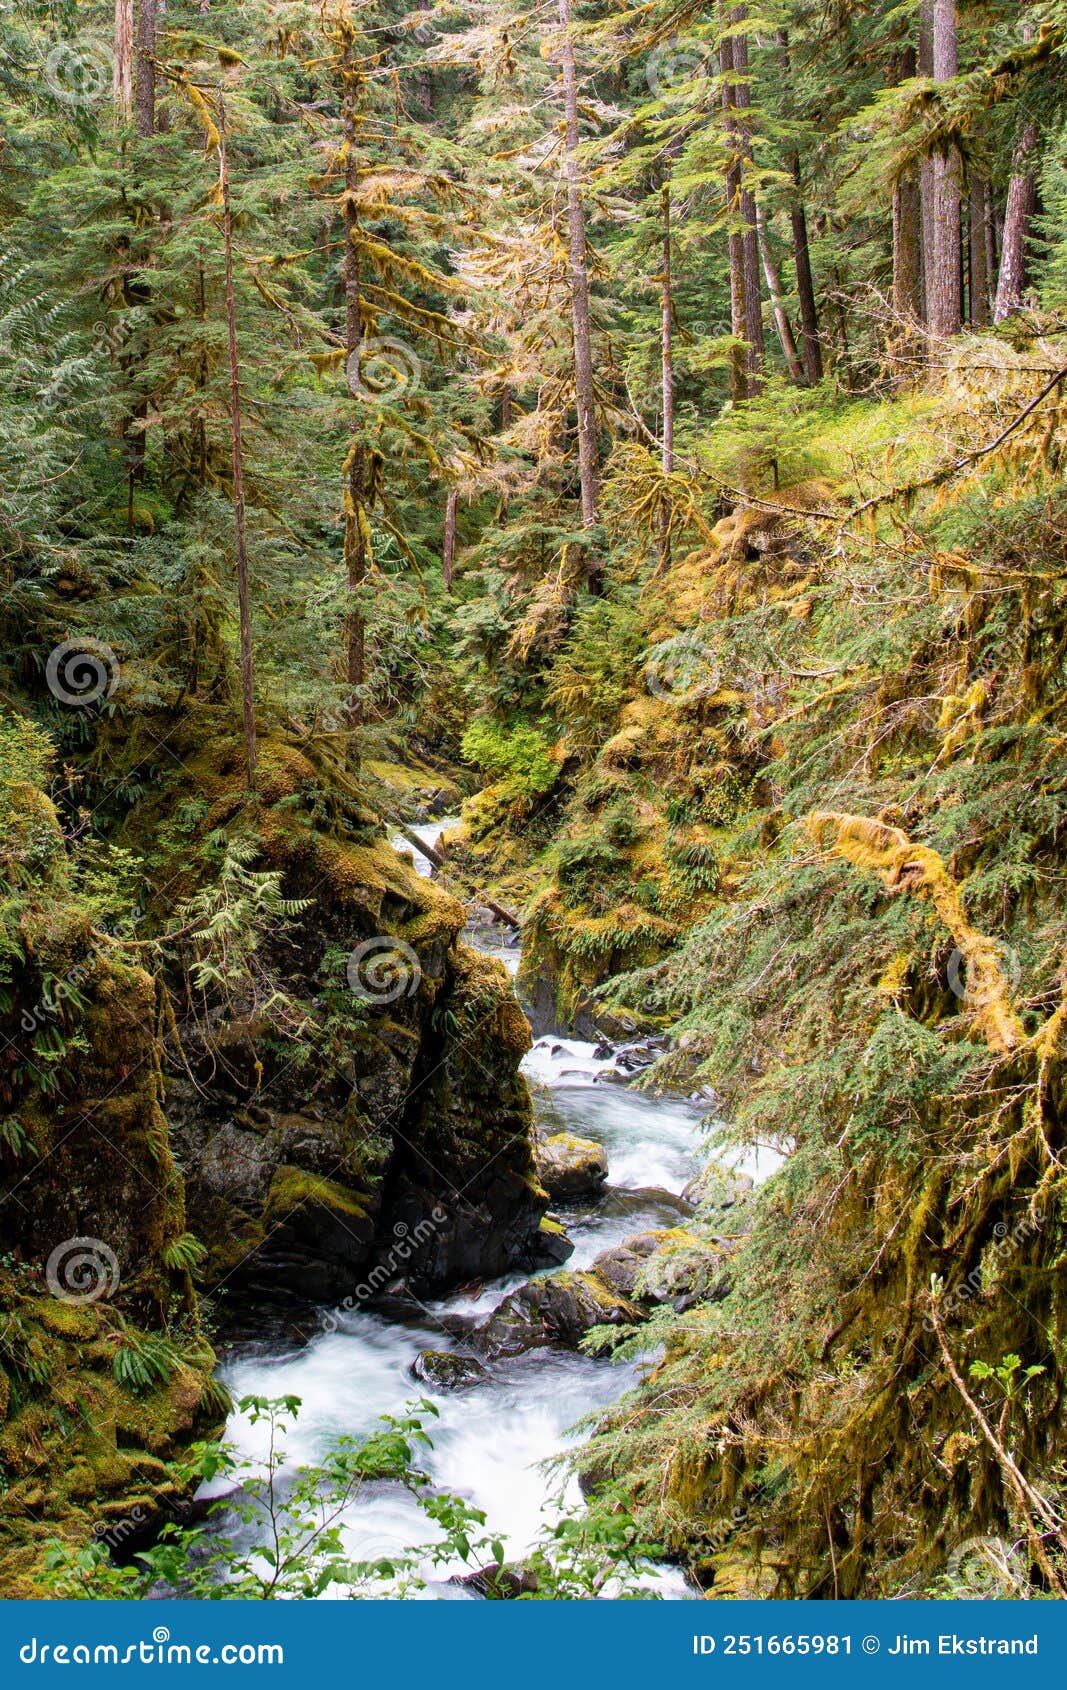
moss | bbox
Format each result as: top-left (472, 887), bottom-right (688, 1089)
top-left (265, 1165), bottom-right (372, 1225)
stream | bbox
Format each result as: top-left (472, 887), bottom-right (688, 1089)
top-left (213, 818), bottom-right (758, 1597)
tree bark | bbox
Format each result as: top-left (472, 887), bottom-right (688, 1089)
top-left (443, 487), bottom-right (457, 592)
top-left (756, 203), bottom-right (804, 380)
top-left (893, 170), bottom-right (923, 324)
top-left (416, 0), bottom-right (433, 114)
top-left (994, 34), bottom-right (1039, 327)
top-left (719, 29), bottom-right (749, 404)
top-left (918, 1), bottom-right (935, 324)
top-left (968, 176), bottom-right (991, 326)
top-left (891, 47), bottom-right (923, 325)
top-left (341, 29), bottom-right (367, 750)
top-left (134, 0), bottom-right (156, 138)
top-left (929, 0), bottom-right (962, 337)
top-left (774, 32), bottom-right (822, 381)
top-left (218, 96), bottom-right (258, 793)
top-left (113, 0), bottom-right (133, 121)
top-left (660, 180), bottom-right (675, 479)
top-left (557, 0), bottom-right (600, 585)
top-left (729, 12), bottom-right (764, 390)
top-left (658, 176), bottom-right (675, 571)
top-left (789, 174), bottom-right (823, 383)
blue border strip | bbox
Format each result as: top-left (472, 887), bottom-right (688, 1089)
top-left (1, 1599), bottom-right (1060, 1686)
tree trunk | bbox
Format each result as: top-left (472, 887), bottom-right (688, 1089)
top-left (443, 487), bottom-right (457, 592)
top-left (968, 176), bottom-right (991, 326)
top-left (775, 31), bottom-right (822, 380)
top-left (557, 0), bottom-right (600, 586)
top-left (918, 0), bottom-right (935, 324)
top-left (658, 177), bottom-right (675, 571)
top-left (984, 187), bottom-right (999, 304)
top-left (134, 0), bottom-right (156, 138)
top-left (218, 96), bottom-right (258, 793)
top-left (113, 0), bottom-right (133, 121)
top-left (891, 47), bottom-right (923, 325)
top-left (660, 180), bottom-right (675, 479)
top-left (789, 176), bottom-right (823, 383)
top-left (929, 0), bottom-right (962, 337)
top-left (756, 203), bottom-right (805, 381)
top-left (893, 171), bottom-right (923, 324)
top-left (994, 31), bottom-right (1039, 328)
top-left (728, 12), bottom-right (764, 390)
top-left (342, 32), bottom-right (367, 752)
top-left (719, 30), bottom-right (749, 404)
top-left (416, 0), bottom-right (433, 113)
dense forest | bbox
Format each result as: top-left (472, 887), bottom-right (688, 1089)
top-left (2, 0), bottom-right (1067, 1603)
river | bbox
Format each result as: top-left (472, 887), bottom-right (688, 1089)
top-left (213, 819), bottom-right (755, 1597)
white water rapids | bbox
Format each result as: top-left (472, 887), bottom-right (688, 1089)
top-left (212, 818), bottom-right (768, 1597)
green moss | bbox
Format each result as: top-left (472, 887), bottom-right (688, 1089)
top-left (265, 1165), bottom-right (372, 1224)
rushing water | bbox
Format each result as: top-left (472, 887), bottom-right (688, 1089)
top-left (214, 820), bottom-right (737, 1596)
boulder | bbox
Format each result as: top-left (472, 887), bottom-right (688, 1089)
top-left (473, 1270), bottom-right (644, 1359)
top-left (535, 1132), bottom-right (609, 1200)
top-left (409, 1349), bottom-right (489, 1391)
top-left (529, 1215), bottom-right (576, 1267)
top-left (593, 1226), bottom-right (736, 1311)
top-left (681, 1162), bottom-right (754, 1213)
top-left (448, 1562), bottom-right (540, 1598)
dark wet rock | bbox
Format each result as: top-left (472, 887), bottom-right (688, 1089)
top-left (448, 1562), bottom-right (540, 1598)
top-left (681, 1163), bottom-right (754, 1213)
top-left (168, 814), bottom-right (550, 1301)
top-left (410, 1349), bottom-right (489, 1391)
top-left (591, 1232), bottom-right (662, 1300)
top-left (528, 1214), bottom-right (576, 1267)
top-left (592, 1226), bottom-right (736, 1311)
top-left (535, 1132), bottom-right (609, 1200)
top-left (473, 1270), bottom-right (644, 1359)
